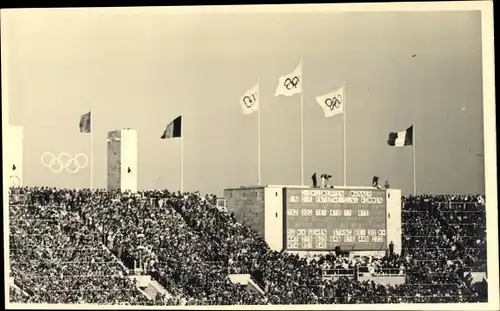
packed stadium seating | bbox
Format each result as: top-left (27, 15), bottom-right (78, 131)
top-left (8, 187), bottom-right (488, 305)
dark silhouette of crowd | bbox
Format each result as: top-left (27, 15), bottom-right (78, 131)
top-left (8, 187), bottom-right (488, 305)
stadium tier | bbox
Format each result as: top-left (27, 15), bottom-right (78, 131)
top-left (8, 187), bottom-right (488, 305)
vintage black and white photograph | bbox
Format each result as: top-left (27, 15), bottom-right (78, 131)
top-left (2, 2), bottom-right (497, 310)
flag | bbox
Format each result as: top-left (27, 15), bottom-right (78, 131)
top-left (275, 60), bottom-right (302, 97)
top-left (316, 86), bottom-right (344, 118)
top-left (79, 111), bottom-right (91, 133)
top-left (161, 116), bottom-right (182, 139)
top-left (387, 125), bottom-right (413, 147)
top-left (240, 82), bottom-right (259, 115)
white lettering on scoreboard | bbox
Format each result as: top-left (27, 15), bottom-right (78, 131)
top-left (289, 190), bottom-right (384, 205)
top-left (285, 188), bottom-right (387, 251)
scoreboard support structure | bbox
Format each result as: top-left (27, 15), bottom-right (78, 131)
top-left (224, 185), bottom-right (401, 257)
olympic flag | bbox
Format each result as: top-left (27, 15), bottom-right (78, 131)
top-left (274, 57), bottom-right (304, 185)
top-left (274, 60), bottom-right (303, 97)
top-left (316, 86), bottom-right (345, 118)
top-left (275, 58), bottom-right (305, 186)
top-left (316, 82), bottom-right (348, 186)
top-left (240, 82), bottom-right (259, 115)
top-left (240, 80), bottom-right (261, 185)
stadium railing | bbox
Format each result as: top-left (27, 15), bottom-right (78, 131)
top-left (320, 268), bottom-right (356, 280)
top-left (356, 267), bottom-right (406, 286)
top-left (320, 266), bottom-right (406, 282)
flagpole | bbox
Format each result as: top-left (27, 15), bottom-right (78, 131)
top-left (89, 109), bottom-right (93, 190)
top-left (413, 121), bottom-right (416, 195)
top-left (180, 121), bottom-right (184, 194)
top-left (343, 81), bottom-right (347, 187)
top-left (257, 78), bottom-right (261, 185)
top-left (300, 57), bottom-right (304, 186)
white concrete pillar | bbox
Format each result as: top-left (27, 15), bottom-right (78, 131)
top-left (107, 129), bottom-right (138, 193)
top-left (7, 125), bottom-right (23, 187)
top-left (386, 189), bottom-right (402, 255)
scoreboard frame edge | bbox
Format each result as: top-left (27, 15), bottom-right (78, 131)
top-left (282, 187), bottom-right (287, 250)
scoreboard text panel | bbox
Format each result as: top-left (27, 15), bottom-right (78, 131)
top-left (284, 188), bottom-right (387, 251)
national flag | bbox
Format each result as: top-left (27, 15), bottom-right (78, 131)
top-left (316, 86), bottom-right (344, 118)
top-left (79, 111), bottom-right (91, 133)
top-left (275, 60), bottom-right (302, 97)
top-left (240, 82), bottom-right (259, 115)
top-left (387, 125), bottom-right (413, 147)
top-left (161, 116), bottom-right (182, 139)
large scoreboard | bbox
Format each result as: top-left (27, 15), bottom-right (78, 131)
top-left (284, 188), bottom-right (387, 251)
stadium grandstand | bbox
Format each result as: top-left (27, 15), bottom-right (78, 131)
top-left (8, 187), bottom-right (488, 305)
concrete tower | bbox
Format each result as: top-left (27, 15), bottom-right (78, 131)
top-left (107, 129), bottom-right (138, 193)
top-left (7, 125), bottom-right (24, 187)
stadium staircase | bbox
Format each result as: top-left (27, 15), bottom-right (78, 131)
top-left (144, 278), bottom-right (173, 300)
top-left (127, 275), bottom-right (172, 301)
top-left (99, 241), bottom-right (174, 302)
top-left (249, 276), bottom-right (267, 297)
top-left (9, 277), bottom-right (30, 298)
top-left (228, 274), bottom-right (266, 298)
top-left (100, 244), bottom-right (130, 274)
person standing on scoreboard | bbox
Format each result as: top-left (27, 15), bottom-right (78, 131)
top-left (325, 174), bottom-right (332, 188)
top-left (320, 174), bottom-right (332, 188)
top-left (311, 173), bottom-right (318, 188)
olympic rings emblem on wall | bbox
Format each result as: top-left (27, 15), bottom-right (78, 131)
top-left (325, 95), bottom-right (342, 110)
top-left (284, 76), bottom-right (300, 90)
top-left (242, 93), bottom-right (258, 108)
top-left (40, 152), bottom-right (88, 174)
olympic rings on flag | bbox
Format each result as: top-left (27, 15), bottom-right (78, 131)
top-left (325, 95), bottom-right (342, 110)
top-left (40, 152), bottom-right (88, 174)
top-left (242, 93), bottom-right (258, 108)
top-left (284, 76), bottom-right (300, 90)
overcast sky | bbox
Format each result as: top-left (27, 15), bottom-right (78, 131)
top-left (2, 7), bottom-right (485, 196)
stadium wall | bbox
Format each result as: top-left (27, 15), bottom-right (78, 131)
top-left (7, 125), bottom-right (23, 187)
top-left (223, 186), bottom-right (266, 237)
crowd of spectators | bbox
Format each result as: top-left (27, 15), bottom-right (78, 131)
top-left (8, 187), bottom-right (488, 305)
top-left (9, 287), bottom-right (29, 303)
top-left (401, 195), bottom-right (487, 272)
top-left (9, 197), bottom-right (151, 305)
